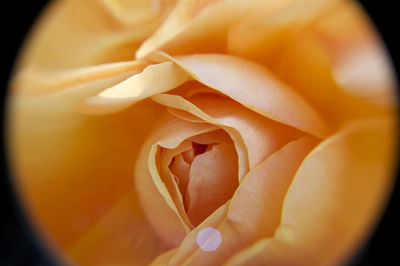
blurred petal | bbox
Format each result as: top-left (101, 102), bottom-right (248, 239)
top-left (8, 86), bottom-right (162, 248)
top-left (274, 1), bottom-right (394, 125)
top-left (18, 0), bottom-right (173, 69)
top-left (136, 0), bottom-right (300, 58)
top-left (225, 117), bottom-right (397, 265)
top-left (228, 0), bottom-right (340, 67)
top-left (66, 190), bottom-right (166, 265)
top-left (311, 1), bottom-right (396, 108)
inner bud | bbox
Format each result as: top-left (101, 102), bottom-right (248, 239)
top-left (167, 130), bottom-right (238, 226)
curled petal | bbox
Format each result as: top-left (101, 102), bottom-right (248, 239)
top-left (228, 0), bottom-right (340, 67)
top-left (18, 0), bottom-right (171, 69)
top-left (154, 52), bottom-right (329, 138)
top-left (136, 0), bottom-right (304, 58)
top-left (79, 61), bottom-right (191, 114)
top-left (172, 94), bottom-right (301, 169)
top-left (152, 93), bottom-right (249, 180)
top-left (152, 136), bottom-right (318, 265)
top-left (135, 113), bottom-right (218, 246)
top-left (12, 60), bottom-right (148, 95)
top-left (225, 117), bottom-right (397, 265)
top-left (186, 142), bottom-right (238, 226)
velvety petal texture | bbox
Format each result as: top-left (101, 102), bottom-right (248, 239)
top-left (7, 0), bottom-right (397, 265)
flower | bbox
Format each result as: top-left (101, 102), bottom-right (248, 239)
top-left (7, 0), bottom-right (397, 265)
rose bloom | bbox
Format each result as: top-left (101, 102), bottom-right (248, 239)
top-left (6, 0), bottom-right (398, 265)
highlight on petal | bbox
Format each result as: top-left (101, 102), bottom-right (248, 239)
top-left (225, 117), bottom-right (397, 266)
top-left (12, 60), bottom-right (148, 95)
top-left (79, 61), bottom-right (191, 114)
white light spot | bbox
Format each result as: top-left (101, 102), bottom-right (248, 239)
top-left (196, 227), bottom-right (222, 251)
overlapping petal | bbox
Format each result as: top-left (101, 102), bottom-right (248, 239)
top-left (225, 118), bottom-right (396, 265)
top-left (8, 68), bottom-right (163, 249)
top-left (151, 136), bottom-right (318, 265)
top-left (135, 113), bottom-right (219, 246)
top-left (18, 0), bottom-right (173, 69)
top-left (157, 53), bottom-right (330, 138)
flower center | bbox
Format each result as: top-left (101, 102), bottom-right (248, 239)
top-left (165, 130), bottom-right (238, 226)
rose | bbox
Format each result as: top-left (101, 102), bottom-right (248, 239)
top-left (7, 0), bottom-right (397, 265)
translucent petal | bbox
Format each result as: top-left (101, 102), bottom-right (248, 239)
top-left (79, 61), bottom-right (191, 114)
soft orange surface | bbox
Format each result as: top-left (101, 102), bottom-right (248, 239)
top-left (7, 0), bottom-right (397, 265)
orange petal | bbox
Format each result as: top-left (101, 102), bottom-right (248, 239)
top-left (274, 1), bottom-right (394, 125)
top-left (225, 117), bottom-right (397, 265)
top-left (310, 1), bottom-right (396, 108)
top-left (8, 92), bottom-right (162, 248)
top-left (181, 93), bottom-right (302, 169)
top-left (170, 153), bottom-right (191, 195)
top-left (158, 140), bottom-right (195, 229)
top-left (154, 52), bottom-right (329, 138)
top-left (228, 0), bottom-right (340, 67)
top-left (186, 142), bottom-right (238, 226)
top-left (152, 93), bottom-right (249, 180)
top-left (151, 203), bottom-right (229, 266)
top-left (12, 60), bottom-right (148, 95)
top-left (136, 0), bottom-right (299, 58)
top-left (66, 190), bottom-right (166, 265)
top-left (80, 61), bottom-right (191, 114)
top-left (156, 136), bottom-right (318, 265)
top-left (135, 113), bottom-right (217, 246)
top-left (18, 0), bottom-right (172, 69)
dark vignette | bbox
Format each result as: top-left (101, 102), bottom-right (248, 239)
top-left (0, 1), bottom-right (398, 265)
